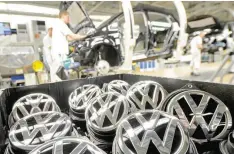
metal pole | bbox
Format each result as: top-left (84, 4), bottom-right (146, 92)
top-left (210, 53), bottom-right (230, 82)
top-left (119, 0), bottom-right (135, 71)
top-left (173, 0), bottom-right (188, 60)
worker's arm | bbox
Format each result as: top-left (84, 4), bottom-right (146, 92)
top-left (60, 22), bottom-right (87, 41)
top-left (197, 44), bottom-right (203, 50)
top-left (66, 33), bottom-right (86, 41)
top-left (197, 37), bottom-right (203, 50)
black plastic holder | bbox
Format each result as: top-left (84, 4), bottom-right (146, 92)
top-left (1, 74), bottom-right (234, 154)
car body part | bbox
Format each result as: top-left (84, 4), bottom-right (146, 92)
top-left (85, 92), bottom-right (130, 148)
top-left (29, 137), bottom-right (106, 154)
top-left (126, 80), bottom-right (168, 111)
top-left (166, 90), bottom-right (232, 143)
top-left (95, 60), bottom-right (110, 75)
top-left (8, 93), bottom-right (60, 128)
top-left (107, 80), bottom-right (130, 95)
top-left (113, 110), bottom-right (198, 154)
top-left (9, 112), bottom-right (74, 153)
top-left (60, 2), bottom-right (180, 68)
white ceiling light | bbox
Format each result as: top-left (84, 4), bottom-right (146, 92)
top-left (150, 21), bottom-right (171, 28)
top-left (90, 15), bottom-right (111, 21)
top-left (0, 3), bottom-right (59, 16)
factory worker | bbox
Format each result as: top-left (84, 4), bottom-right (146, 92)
top-left (190, 31), bottom-right (206, 76)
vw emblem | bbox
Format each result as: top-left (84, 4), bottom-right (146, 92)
top-left (69, 84), bottom-right (101, 121)
top-left (85, 92), bottom-right (129, 132)
top-left (126, 81), bottom-right (168, 111)
top-left (113, 110), bottom-right (192, 154)
top-left (29, 137), bottom-right (106, 154)
top-left (8, 93), bottom-right (60, 128)
top-left (9, 112), bottom-right (72, 151)
top-left (166, 90), bottom-right (232, 143)
top-left (107, 80), bottom-right (130, 95)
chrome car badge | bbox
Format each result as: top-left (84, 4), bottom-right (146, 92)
top-left (107, 80), bottom-right (130, 95)
top-left (126, 80), bottom-right (168, 111)
top-left (29, 137), bottom-right (106, 154)
top-left (8, 93), bottom-right (60, 128)
top-left (166, 90), bottom-right (232, 143)
top-left (113, 110), bottom-right (191, 154)
top-left (9, 112), bottom-right (72, 151)
top-left (69, 84), bottom-right (101, 117)
top-left (86, 92), bottom-right (129, 132)
top-left (85, 92), bottom-right (129, 144)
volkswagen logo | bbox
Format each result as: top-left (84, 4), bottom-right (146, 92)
top-left (126, 81), bottom-right (168, 111)
top-left (29, 137), bottom-right (106, 154)
top-left (113, 110), bottom-right (193, 154)
top-left (8, 93), bottom-right (60, 128)
top-left (69, 85), bottom-right (101, 114)
top-left (165, 90), bottom-right (232, 143)
top-left (9, 112), bottom-right (72, 152)
top-left (69, 84), bottom-right (101, 125)
top-left (107, 80), bottom-right (130, 95)
top-left (85, 92), bottom-right (129, 145)
top-left (86, 92), bottom-right (129, 132)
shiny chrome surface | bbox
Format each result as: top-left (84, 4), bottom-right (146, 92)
top-left (9, 93), bottom-right (59, 127)
top-left (107, 80), bottom-right (130, 95)
top-left (113, 110), bottom-right (190, 154)
top-left (69, 84), bottom-right (101, 112)
top-left (85, 92), bottom-right (129, 132)
top-left (126, 80), bottom-right (168, 111)
top-left (9, 112), bottom-right (72, 151)
top-left (29, 137), bottom-right (106, 154)
top-left (166, 90), bottom-right (232, 143)
top-left (219, 132), bottom-right (234, 154)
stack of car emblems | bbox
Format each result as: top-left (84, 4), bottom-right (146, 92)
top-left (9, 112), bottom-right (73, 153)
top-left (164, 90), bottom-right (232, 143)
top-left (113, 110), bottom-right (198, 154)
top-left (85, 92), bottom-right (130, 150)
top-left (107, 80), bottom-right (130, 95)
top-left (4, 80), bottom-right (234, 154)
top-left (69, 84), bottom-right (101, 131)
top-left (6, 93), bottom-right (80, 154)
top-left (126, 80), bottom-right (168, 111)
top-left (8, 93), bottom-right (60, 128)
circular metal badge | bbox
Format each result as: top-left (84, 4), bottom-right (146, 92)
top-left (69, 84), bottom-right (101, 112)
top-left (113, 110), bottom-right (190, 154)
top-left (29, 137), bottom-right (106, 154)
top-left (126, 80), bottom-right (168, 111)
top-left (85, 92), bottom-right (129, 132)
top-left (9, 112), bottom-right (72, 151)
top-left (107, 80), bottom-right (130, 95)
top-left (166, 90), bottom-right (232, 143)
top-left (8, 93), bottom-right (59, 127)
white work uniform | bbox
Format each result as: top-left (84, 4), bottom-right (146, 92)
top-left (190, 35), bottom-right (203, 73)
top-left (43, 34), bottom-right (52, 72)
top-left (51, 19), bottom-right (73, 82)
top-left (226, 36), bottom-right (234, 72)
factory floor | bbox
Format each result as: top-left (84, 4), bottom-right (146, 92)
top-left (130, 62), bottom-right (234, 84)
